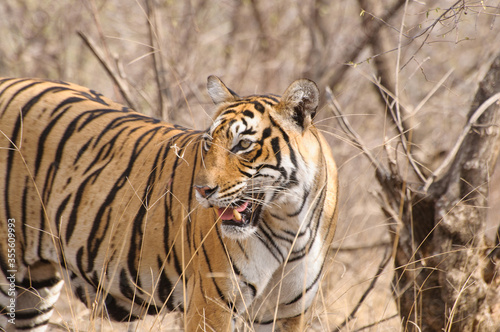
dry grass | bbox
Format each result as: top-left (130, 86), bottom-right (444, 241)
top-left (1, 0), bottom-right (500, 331)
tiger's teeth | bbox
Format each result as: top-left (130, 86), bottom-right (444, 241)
top-left (233, 209), bottom-right (242, 221)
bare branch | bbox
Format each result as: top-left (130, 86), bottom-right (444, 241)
top-left (77, 31), bottom-right (139, 111)
top-left (376, 81), bottom-right (428, 183)
top-left (424, 92), bottom-right (500, 191)
top-left (396, 53), bottom-right (500, 332)
top-left (337, 248), bottom-right (392, 330)
top-left (352, 314), bottom-right (399, 332)
top-left (320, 0), bottom-right (406, 89)
top-left (330, 241), bottom-right (390, 253)
top-left (326, 86), bottom-right (389, 179)
top-left (145, 0), bottom-right (167, 120)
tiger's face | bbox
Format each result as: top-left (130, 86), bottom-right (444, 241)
top-left (194, 76), bottom-right (320, 239)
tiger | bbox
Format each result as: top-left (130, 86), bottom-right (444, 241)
top-left (0, 75), bottom-right (338, 331)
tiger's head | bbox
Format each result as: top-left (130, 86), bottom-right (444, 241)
top-left (194, 75), bottom-right (321, 239)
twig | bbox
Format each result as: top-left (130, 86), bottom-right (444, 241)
top-left (320, 0), bottom-right (406, 89)
top-left (77, 31), bottom-right (139, 111)
top-left (325, 86), bottom-right (388, 177)
top-left (324, 0), bottom-right (467, 93)
top-left (352, 314), bottom-right (399, 332)
top-left (361, 0), bottom-right (427, 185)
top-left (355, 0), bottom-right (465, 71)
top-left (391, 0), bottom-right (429, 184)
top-left (378, 82), bottom-right (428, 184)
top-left (358, 0), bottom-right (395, 99)
top-left (337, 247), bottom-right (392, 330)
top-left (412, 68), bottom-right (454, 117)
top-left (423, 92), bottom-right (500, 191)
top-left (400, 0), bottom-right (464, 71)
top-left (331, 241), bottom-right (390, 253)
top-left (145, 0), bottom-right (167, 120)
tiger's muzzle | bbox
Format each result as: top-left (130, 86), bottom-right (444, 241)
top-left (194, 185), bottom-right (264, 231)
top-left (216, 199), bottom-right (264, 228)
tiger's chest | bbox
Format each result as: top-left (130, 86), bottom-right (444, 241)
top-left (226, 224), bottom-right (324, 322)
top-left (224, 211), bottom-right (322, 307)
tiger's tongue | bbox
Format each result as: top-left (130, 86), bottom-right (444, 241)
top-left (217, 201), bottom-right (249, 221)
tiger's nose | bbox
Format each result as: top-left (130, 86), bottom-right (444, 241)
top-left (194, 185), bottom-right (218, 198)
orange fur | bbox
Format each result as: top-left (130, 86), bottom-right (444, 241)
top-left (0, 77), bottom-right (338, 331)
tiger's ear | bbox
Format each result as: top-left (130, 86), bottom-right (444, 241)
top-left (278, 79), bottom-right (319, 131)
top-left (207, 75), bottom-right (239, 104)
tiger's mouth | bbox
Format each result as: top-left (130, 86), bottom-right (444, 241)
top-left (216, 199), bottom-right (263, 228)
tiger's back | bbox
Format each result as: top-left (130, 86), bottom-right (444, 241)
top-left (0, 77), bottom-right (338, 331)
top-left (0, 78), bottom-right (203, 326)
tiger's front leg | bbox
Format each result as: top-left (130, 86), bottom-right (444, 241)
top-left (185, 275), bottom-right (234, 332)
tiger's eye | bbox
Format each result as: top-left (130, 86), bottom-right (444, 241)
top-left (240, 139), bottom-right (252, 149)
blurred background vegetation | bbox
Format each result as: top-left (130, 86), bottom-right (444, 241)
top-left (1, 0), bottom-right (499, 330)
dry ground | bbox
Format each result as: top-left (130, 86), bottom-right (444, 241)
top-left (1, 0), bottom-right (500, 331)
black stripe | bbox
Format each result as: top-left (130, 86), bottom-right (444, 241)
top-left (251, 101), bottom-right (265, 113)
top-left (164, 131), bottom-right (199, 255)
top-left (256, 312), bottom-right (302, 325)
top-left (259, 220), bottom-right (294, 245)
top-left (197, 271), bottom-right (207, 304)
top-left (119, 268), bottom-right (134, 299)
top-left (227, 251), bottom-right (257, 299)
top-left (157, 256), bottom-right (176, 310)
top-left (87, 127), bottom-right (161, 273)
top-left (256, 226), bottom-right (283, 263)
top-left (3, 82), bottom-right (48, 261)
top-left (270, 137), bottom-right (281, 165)
top-left (128, 128), bottom-right (164, 287)
top-left (171, 246), bottom-right (183, 277)
top-left (289, 188), bottom-right (326, 262)
top-left (261, 95), bottom-right (280, 104)
top-left (214, 225), bottom-right (247, 283)
top-left (74, 286), bottom-right (87, 304)
top-left (20, 177), bottom-right (29, 254)
top-left (86, 196), bottom-right (113, 273)
top-left (186, 139), bottom-right (202, 246)
top-left (167, 131), bottom-right (201, 227)
top-left (236, 238), bottom-right (249, 260)
top-left (81, 132), bottom-right (121, 175)
top-left (282, 225), bottom-right (307, 238)
top-left (13, 305), bottom-right (53, 319)
top-left (285, 262), bottom-right (324, 306)
top-left (49, 96), bottom-right (86, 116)
top-left (59, 111), bottom-right (116, 173)
top-left (200, 240), bottom-right (226, 304)
top-left (40, 111), bottom-right (112, 214)
top-left (65, 169), bottom-right (102, 243)
top-left (0, 80), bottom-right (43, 118)
top-left (104, 294), bottom-right (139, 322)
top-left (119, 268), bottom-right (139, 302)
top-left (238, 168), bottom-right (254, 178)
top-left (15, 319), bottom-right (50, 330)
top-left (74, 139), bottom-right (92, 165)
top-left (18, 276), bottom-right (61, 290)
top-left (270, 116), bottom-right (299, 186)
top-left (90, 113), bottom-right (161, 145)
top-left (287, 190), bottom-right (309, 217)
top-left (55, 195), bottom-right (71, 245)
top-left (76, 89), bottom-right (110, 106)
top-left (243, 110), bottom-right (254, 118)
top-left (220, 109), bottom-right (236, 117)
top-left (162, 145), bottom-right (174, 255)
top-left (75, 246), bottom-right (97, 288)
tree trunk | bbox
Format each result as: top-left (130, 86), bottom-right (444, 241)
top-left (379, 55), bottom-right (500, 331)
